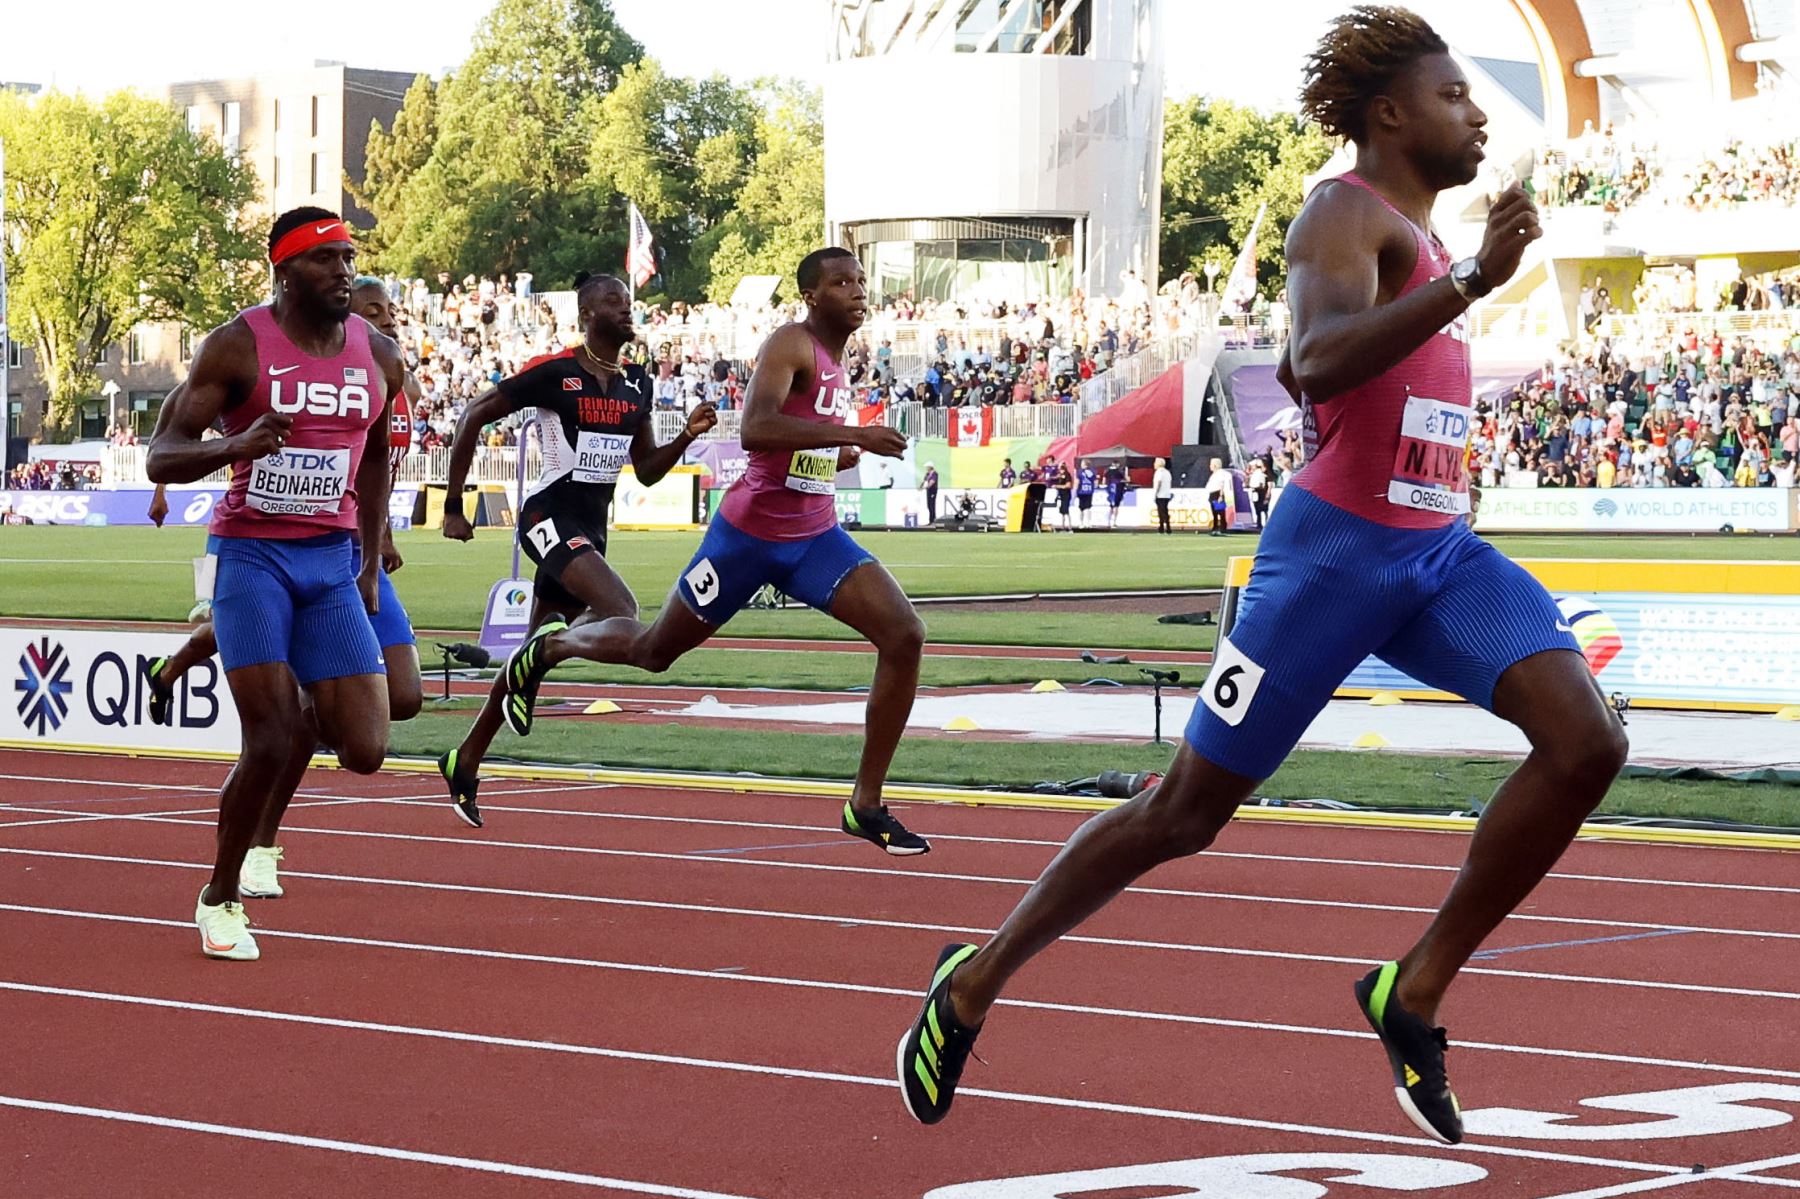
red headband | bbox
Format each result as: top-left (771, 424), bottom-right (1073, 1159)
top-left (270, 219), bottom-right (352, 266)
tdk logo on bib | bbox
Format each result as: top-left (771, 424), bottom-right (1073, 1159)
top-left (269, 450), bottom-right (344, 474)
top-left (270, 380), bottom-right (373, 418)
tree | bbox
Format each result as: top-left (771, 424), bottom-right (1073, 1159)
top-left (1160, 97), bottom-right (1333, 297)
top-left (367, 0), bottom-right (644, 285)
top-left (701, 81), bottom-right (825, 305)
top-left (579, 60), bottom-right (759, 300)
top-left (0, 90), bottom-right (262, 434)
top-left (352, 73), bottom-right (437, 259)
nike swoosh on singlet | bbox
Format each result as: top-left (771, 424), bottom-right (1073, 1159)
top-left (821, 372), bottom-right (840, 382)
top-left (268, 365), bottom-right (301, 376)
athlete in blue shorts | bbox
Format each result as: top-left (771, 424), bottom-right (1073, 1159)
top-left (894, 10), bottom-right (1628, 1143)
top-left (148, 207), bottom-right (406, 961)
top-left (502, 249), bottom-right (932, 855)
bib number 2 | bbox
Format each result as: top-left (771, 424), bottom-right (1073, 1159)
top-left (527, 517), bottom-right (560, 558)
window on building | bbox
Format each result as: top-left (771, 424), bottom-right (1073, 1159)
top-left (186, 104), bottom-right (205, 134)
top-left (129, 390), bottom-right (167, 436)
top-left (80, 403), bottom-right (106, 441)
top-left (221, 101), bottom-right (241, 151)
top-left (128, 328), bottom-right (146, 366)
top-left (311, 95), bottom-right (320, 137)
top-left (6, 339), bottom-right (20, 370)
top-left (95, 342), bottom-right (108, 365)
top-left (179, 328), bottom-right (194, 363)
top-left (6, 398), bottom-right (21, 441)
top-left (310, 153), bottom-right (320, 194)
top-left (273, 155), bottom-right (282, 189)
top-left (272, 97), bottom-right (281, 132)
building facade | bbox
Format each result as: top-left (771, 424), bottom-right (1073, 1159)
top-left (5, 65), bottom-right (411, 460)
top-left (823, 0), bottom-right (1163, 306)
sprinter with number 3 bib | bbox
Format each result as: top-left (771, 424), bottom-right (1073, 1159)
top-left (500, 249), bottom-right (933, 857)
top-left (436, 272), bottom-right (715, 827)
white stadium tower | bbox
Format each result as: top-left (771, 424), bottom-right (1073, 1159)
top-left (823, 0), bottom-right (1163, 306)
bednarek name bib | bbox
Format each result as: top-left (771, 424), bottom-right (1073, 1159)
top-left (246, 449), bottom-right (350, 516)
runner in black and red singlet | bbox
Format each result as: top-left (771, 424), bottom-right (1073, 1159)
top-left (436, 272), bottom-right (716, 827)
top-left (501, 249), bottom-right (932, 856)
top-left (894, 7), bottom-right (1628, 1142)
top-left (148, 206), bottom-right (406, 962)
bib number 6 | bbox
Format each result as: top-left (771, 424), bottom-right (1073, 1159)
top-left (1201, 636), bottom-right (1266, 728)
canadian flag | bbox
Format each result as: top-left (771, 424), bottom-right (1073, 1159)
top-left (948, 405), bottom-right (994, 447)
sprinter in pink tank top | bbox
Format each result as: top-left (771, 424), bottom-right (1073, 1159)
top-left (148, 207), bottom-right (406, 963)
top-left (502, 249), bottom-right (935, 855)
top-left (893, 8), bottom-right (1627, 1145)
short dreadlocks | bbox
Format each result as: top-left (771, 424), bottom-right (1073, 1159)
top-left (1299, 6), bottom-right (1450, 144)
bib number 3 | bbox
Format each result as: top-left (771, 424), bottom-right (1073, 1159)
top-left (1201, 635), bottom-right (1266, 728)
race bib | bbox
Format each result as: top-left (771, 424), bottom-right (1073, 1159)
top-left (246, 449), bottom-right (349, 516)
top-left (785, 449), bottom-right (838, 496)
top-left (1387, 392), bottom-right (1471, 515)
top-left (574, 431), bottom-right (632, 485)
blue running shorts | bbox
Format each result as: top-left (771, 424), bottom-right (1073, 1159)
top-left (212, 532), bottom-right (387, 685)
top-left (675, 513), bottom-right (874, 626)
top-left (1186, 485), bottom-right (1580, 780)
top-left (349, 542), bottom-right (417, 650)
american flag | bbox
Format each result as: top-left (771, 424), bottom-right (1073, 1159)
top-left (627, 202), bottom-right (656, 290)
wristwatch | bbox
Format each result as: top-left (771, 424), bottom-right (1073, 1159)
top-left (1450, 257), bottom-right (1491, 301)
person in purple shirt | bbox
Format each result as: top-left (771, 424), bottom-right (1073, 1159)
top-left (998, 458), bottom-right (1016, 488)
top-left (1075, 459), bottom-right (1098, 528)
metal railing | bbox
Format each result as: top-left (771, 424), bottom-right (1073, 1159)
top-left (1471, 304), bottom-right (1557, 341)
top-left (1590, 309), bottom-right (1800, 343)
top-left (881, 402), bottom-right (1079, 440)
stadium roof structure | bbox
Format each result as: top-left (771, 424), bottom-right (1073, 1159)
top-left (1511, 0), bottom-right (1795, 137)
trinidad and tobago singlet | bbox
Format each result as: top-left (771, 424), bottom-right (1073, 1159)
top-left (498, 349), bottom-right (653, 530)
top-left (1291, 173), bottom-right (1474, 530)
top-left (716, 331), bottom-right (853, 541)
top-left (210, 305), bottom-right (385, 540)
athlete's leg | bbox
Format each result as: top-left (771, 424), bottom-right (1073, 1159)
top-left (542, 583), bottom-right (714, 674)
top-left (308, 672), bottom-right (390, 774)
top-left (384, 644), bottom-right (424, 722)
top-left (950, 743), bottom-right (1253, 1022)
top-left (1374, 541), bottom-right (1626, 1021)
top-left (207, 663), bottom-right (303, 906)
top-left (824, 561), bottom-right (925, 813)
top-left (155, 623), bottom-right (217, 688)
top-left (456, 595), bottom-right (583, 767)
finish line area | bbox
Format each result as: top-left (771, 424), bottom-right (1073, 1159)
top-left (2, 747), bottom-right (1798, 1198)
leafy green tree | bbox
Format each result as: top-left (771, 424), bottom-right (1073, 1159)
top-left (352, 73), bottom-right (437, 259)
top-left (1161, 97), bottom-right (1333, 296)
top-left (0, 90), bottom-right (261, 434)
top-left (367, 0), bottom-right (643, 285)
top-left (701, 82), bottom-right (825, 305)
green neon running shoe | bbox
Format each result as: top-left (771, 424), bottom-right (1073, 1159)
top-left (501, 617), bottom-right (566, 737)
top-left (438, 750), bottom-right (482, 828)
top-left (841, 800), bottom-right (930, 856)
top-left (898, 943), bottom-right (982, 1125)
top-left (1355, 961), bottom-right (1463, 1144)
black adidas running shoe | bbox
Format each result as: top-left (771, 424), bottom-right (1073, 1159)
top-left (438, 750), bottom-right (483, 828)
top-left (1354, 961), bottom-right (1463, 1144)
top-left (501, 617), bottom-right (566, 737)
top-left (146, 657), bottom-right (175, 726)
top-left (841, 801), bottom-right (930, 856)
top-left (898, 943), bottom-right (981, 1125)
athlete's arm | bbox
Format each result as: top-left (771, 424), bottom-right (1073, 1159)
top-left (147, 320), bottom-right (285, 484)
top-left (1286, 182), bottom-right (1539, 401)
top-left (629, 398), bottom-right (716, 487)
top-left (440, 386), bottom-right (517, 541)
top-left (740, 325), bottom-right (907, 457)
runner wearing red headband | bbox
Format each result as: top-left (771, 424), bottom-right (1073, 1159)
top-left (149, 206), bottom-right (406, 962)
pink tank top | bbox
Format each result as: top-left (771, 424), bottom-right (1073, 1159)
top-left (717, 329), bottom-right (853, 541)
top-left (1291, 173), bottom-right (1473, 530)
top-left (210, 305), bottom-right (385, 540)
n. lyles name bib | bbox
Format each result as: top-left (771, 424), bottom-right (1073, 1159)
top-left (1387, 391), bottom-right (1471, 515)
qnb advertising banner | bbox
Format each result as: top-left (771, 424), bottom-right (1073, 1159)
top-left (1473, 488), bottom-right (1796, 534)
top-left (2, 628), bottom-right (241, 754)
top-left (0, 487), bottom-right (420, 529)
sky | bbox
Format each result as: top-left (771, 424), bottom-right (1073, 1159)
top-left (2, 0), bottom-right (1535, 112)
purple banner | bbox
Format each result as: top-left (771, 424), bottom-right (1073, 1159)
top-left (0, 487), bottom-right (419, 529)
top-left (1229, 366), bottom-right (1301, 458)
top-left (683, 441), bottom-right (748, 491)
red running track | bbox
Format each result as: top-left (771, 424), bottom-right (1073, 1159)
top-left (1, 747), bottom-right (1798, 1198)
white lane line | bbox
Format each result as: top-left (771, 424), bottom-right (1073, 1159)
top-left (361, 797), bottom-right (1800, 897)
top-left (1537, 1151), bottom-right (1800, 1197)
top-left (0, 772), bottom-right (222, 793)
top-left (0, 981), bottom-right (1695, 1178)
top-left (23, 806), bottom-right (1800, 954)
top-left (6, 897), bottom-right (1800, 1080)
top-left (0, 1094), bottom-right (764, 1198)
top-left (0, 799), bottom-right (372, 831)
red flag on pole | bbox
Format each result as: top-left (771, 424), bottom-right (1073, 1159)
top-left (948, 406), bottom-right (993, 447)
